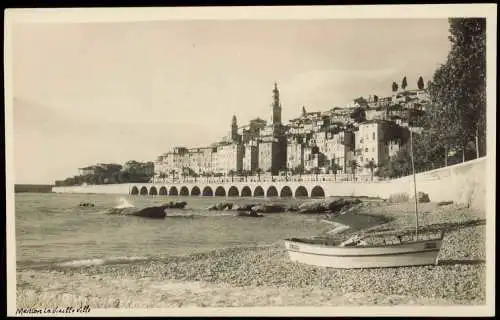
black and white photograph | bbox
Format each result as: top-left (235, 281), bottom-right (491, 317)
top-left (5, 4), bottom-right (496, 317)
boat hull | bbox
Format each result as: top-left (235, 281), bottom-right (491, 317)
top-left (284, 239), bottom-right (442, 269)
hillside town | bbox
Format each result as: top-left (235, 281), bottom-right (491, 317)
top-left (153, 79), bottom-right (430, 183)
top-left (53, 76), bottom-right (441, 187)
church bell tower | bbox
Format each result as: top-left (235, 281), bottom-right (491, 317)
top-left (271, 82), bottom-right (282, 125)
top-left (231, 115), bottom-right (238, 142)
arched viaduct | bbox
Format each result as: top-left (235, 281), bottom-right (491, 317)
top-left (129, 182), bottom-right (328, 198)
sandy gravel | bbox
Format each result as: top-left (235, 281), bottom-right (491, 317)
top-left (17, 270), bottom-right (458, 308)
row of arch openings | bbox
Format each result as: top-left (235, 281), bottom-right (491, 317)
top-left (131, 185), bottom-right (325, 198)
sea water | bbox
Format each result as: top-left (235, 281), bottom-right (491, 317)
top-left (14, 193), bottom-right (331, 268)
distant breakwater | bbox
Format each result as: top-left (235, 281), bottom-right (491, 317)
top-left (15, 184), bottom-right (54, 193)
top-left (51, 157), bottom-right (486, 211)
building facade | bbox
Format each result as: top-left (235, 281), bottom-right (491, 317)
top-left (242, 142), bottom-right (259, 173)
top-left (215, 142), bottom-right (244, 175)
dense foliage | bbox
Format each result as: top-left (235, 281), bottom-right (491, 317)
top-left (55, 161), bottom-right (154, 186)
top-left (401, 76), bottom-right (408, 91)
top-left (350, 107), bottom-right (366, 123)
top-left (417, 76), bottom-right (425, 90)
top-left (427, 18), bottom-right (486, 158)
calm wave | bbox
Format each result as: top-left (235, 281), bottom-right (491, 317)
top-left (15, 193), bottom-right (330, 268)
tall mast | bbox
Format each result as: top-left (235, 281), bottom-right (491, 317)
top-left (409, 123), bottom-right (419, 238)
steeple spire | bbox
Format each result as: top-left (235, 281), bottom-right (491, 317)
top-left (271, 82), bottom-right (282, 125)
top-left (231, 115), bottom-right (238, 142)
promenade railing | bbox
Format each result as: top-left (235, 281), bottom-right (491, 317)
top-left (149, 173), bottom-right (387, 185)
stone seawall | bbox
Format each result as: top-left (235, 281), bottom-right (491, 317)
top-left (52, 157), bottom-right (487, 210)
top-left (52, 183), bottom-right (135, 195)
top-left (389, 157), bottom-right (487, 211)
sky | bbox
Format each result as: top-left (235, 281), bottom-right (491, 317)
top-left (9, 18), bottom-right (452, 184)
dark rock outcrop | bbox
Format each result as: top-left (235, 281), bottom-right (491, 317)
top-left (107, 205), bottom-right (167, 219)
top-left (413, 192), bottom-right (430, 203)
top-left (286, 204), bottom-right (300, 212)
top-left (251, 204), bottom-right (286, 214)
top-left (163, 201), bottom-right (188, 209)
top-left (437, 201), bottom-right (454, 206)
top-left (234, 204), bottom-right (258, 212)
top-left (297, 198), bottom-right (363, 214)
top-left (133, 205), bottom-right (168, 219)
top-left (234, 211), bottom-right (264, 218)
top-left (208, 202), bottom-right (233, 211)
top-left (79, 202), bottom-right (95, 207)
top-left (298, 201), bottom-right (327, 214)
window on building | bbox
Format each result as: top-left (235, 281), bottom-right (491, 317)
top-left (365, 148), bottom-right (368, 152)
top-left (373, 132), bottom-right (375, 140)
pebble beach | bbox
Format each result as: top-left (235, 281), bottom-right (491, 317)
top-left (16, 201), bottom-right (487, 308)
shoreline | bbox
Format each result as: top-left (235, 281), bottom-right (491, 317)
top-left (16, 202), bottom-right (486, 307)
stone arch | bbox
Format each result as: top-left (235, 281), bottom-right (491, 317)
top-left (131, 186), bottom-right (139, 195)
top-left (191, 186), bottom-right (201, 196)
top-left (140, 186), bottom-right (148, 195)
top-left (202, 186), bottom-right (213, 196)
top-left (228, 186), bottom-right (239, 197)
top-left (169, 186), bottom-right (178, 196)
top-left (295, 186), bottom-right (309, 198)
top-left (241, 186), bottom-right (252, 197)
top-left (159, 186), bottom-right (168, 195)
top-left (267, 186), bottom-right (278, 197)
top-left (280, 186), bottom-right (293, 198)
top-left (215, 186), bottom-right (226, 197)
top-left (254, 186), bottom-right (265, 197)
top-left (311, 185), bottom-right (325, 198)
top-left (180, 186), bottom-right (189, 196)
top-left (149, 186), bottom-right (158, 196)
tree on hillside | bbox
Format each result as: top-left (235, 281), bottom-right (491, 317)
top-left (392, 82), bottom-right (399, 92)
top-left (401, 76), bottom-right (408, 91)
top-left (417, 76), bottom-right (425, 90)
top-left (256, 168), bottom-right (263, 182)
top-left (228, 170), bottom-right (236, 183)
top-left (158, 172), bottom-right (167, 180)
top-left (376, 130), bottom-right (446, 178)
top-left (119, 170), bottom-right (130, 183)
top-left (294, 164), bottom-right (304, 179)
top-left (330, 162), bottom-right (342, 181)
top-left (169, 169), bottom-right (176, 182)
top-left (353, 97), bottom-right (368, 106)
top-left (312, 167), bottom-right (320, 181)
top-left (349, 160), bottom-right (359, 181)
top-left (364, 160), bottom-right (378, 181)
top-left (242, 170), bottom-right (250, 182)
top-left (350, 107), bottom-right (366, 123)
top-left (302, 106), bottom-right (307, 116)
top-left (427, 18), bottom-right (486, 160)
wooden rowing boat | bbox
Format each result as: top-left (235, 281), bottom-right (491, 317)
top-left (284, 231), bottom-right (444, 269)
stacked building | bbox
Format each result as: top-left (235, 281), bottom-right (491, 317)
top-left (154, 83), bottom-right (426, 179)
